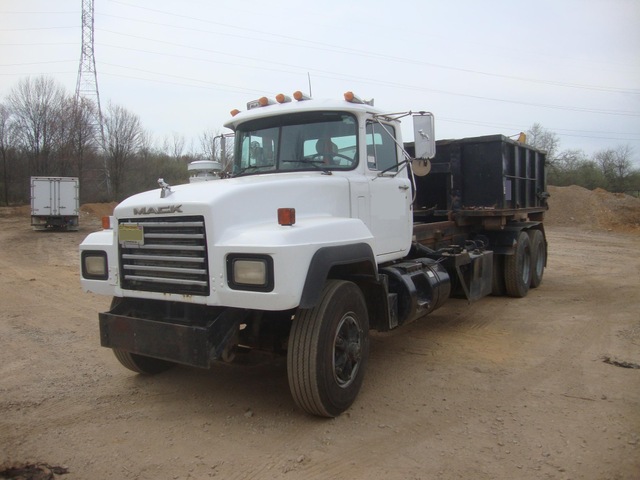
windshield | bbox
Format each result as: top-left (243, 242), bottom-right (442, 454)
top-left (232, 111), bottom-right (358, 176)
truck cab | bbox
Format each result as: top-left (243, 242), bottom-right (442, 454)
top-left (227, 96), bottom-right (421, 260)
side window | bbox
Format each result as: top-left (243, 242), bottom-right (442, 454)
top-left (366, 122), bottom-right (398, 172)
top-left (240, 128), bottom-right (278, 169)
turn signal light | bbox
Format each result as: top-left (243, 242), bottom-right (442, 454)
top-left (277, 208), bottom-right (296, 226)
top-left (101, 216), bottom-right (112, 229)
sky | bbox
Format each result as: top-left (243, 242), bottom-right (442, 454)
top-left (1, 0), bottom-right (639, 164)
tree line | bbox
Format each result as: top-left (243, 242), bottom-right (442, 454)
top-left (0, 76), bottom-right (231, 206)
top-left (1, 76), bottom-right (638, 206)
top-left (526, 123), bottom-right (640, 195)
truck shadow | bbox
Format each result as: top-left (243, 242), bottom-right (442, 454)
top-left (120, 299), bottom-right (510, 419)
top-left (125, 351), bottom-right (295, 415)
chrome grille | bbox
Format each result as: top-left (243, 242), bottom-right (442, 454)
top-left (119, 216), bottom-right (209, 295)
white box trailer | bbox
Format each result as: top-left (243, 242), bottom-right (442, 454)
top-left (30, 176), bottom-right (80, 231)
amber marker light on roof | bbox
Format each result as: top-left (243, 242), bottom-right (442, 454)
top-left (277, 208), bottom-right (296, 226)
top-left (276, 93), bottom-right (292, 103)
top-left (293, 91), bottom-right (311, 101)
top-left (345, 91), bottom-right (366, 104)
top-left (230, 108), bottom-right (240, 116)
top-left (343, 91), bottom-right (374, 106)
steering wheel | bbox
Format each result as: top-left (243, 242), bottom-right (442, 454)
top-left (307, 153), bottom-right (353, 165)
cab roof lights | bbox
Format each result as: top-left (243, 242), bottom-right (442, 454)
top-left (247, 96), bottom-right (276, 110)
top-left (293, 91), bottom-right (311, 101)
top-left (233, 90), bottom-right (374, 116)
top-left (344, 91), bottom-right (374, 106)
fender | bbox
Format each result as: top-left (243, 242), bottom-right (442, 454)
top-left (299, 243), bottom-right (377, 309)
top-left (483, 221), bottom-right (544, 255)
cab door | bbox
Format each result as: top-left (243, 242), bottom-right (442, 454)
top-left (365, 121), bottom-right (412, 258)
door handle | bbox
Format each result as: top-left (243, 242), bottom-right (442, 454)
top-left (398, 185), bottom-right (410, 191)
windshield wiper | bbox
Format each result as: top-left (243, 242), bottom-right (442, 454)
top-left (233, 164), bottom-right (274, 177)
top-left (282, 159), bottom-right (332, 175)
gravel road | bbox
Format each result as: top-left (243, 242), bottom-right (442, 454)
top-left (1, 204), bottom-right (639, 480)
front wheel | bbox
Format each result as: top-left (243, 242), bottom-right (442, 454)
top-left (287, 280), bottom-right (370, 417)
top-left (112, 349), bottom-right (175, 375)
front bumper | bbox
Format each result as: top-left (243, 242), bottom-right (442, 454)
top-left (99, 299), bottom-right (250, 368)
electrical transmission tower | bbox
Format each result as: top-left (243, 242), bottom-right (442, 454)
top-left (75, 0), bottom-right (110, 194)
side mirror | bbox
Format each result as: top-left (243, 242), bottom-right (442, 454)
top-left (412, 113), bottom-right (435, 159)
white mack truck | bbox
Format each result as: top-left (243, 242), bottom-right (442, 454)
top-left (80, 91), bottom-right (548, 417)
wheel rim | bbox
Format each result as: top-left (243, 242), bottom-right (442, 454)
top-left (332, 312), bottom-right (362, 388)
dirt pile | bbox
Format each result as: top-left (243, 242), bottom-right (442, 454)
top-left (0, 205), bottom-right (30, 218)
top-left (79, 202), bottom-right (117, 219)
top-left (546, 185), bottom-right (640, 233)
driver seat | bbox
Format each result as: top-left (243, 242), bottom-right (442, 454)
top-left (316, 138), bottom-right (338, 164)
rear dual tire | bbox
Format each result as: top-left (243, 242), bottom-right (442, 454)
top-left (528, 229), bottom-right (546, 288)
top-left (504, 231), bottom-right (532, 298)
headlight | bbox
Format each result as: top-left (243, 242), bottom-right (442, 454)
top-left (227, 255), bottom-right (273, 291)
top-left (81, 251), bottom-right (108, 280)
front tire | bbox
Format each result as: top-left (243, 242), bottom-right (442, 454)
top-left (113, 349), bottom-right (175, 375)
top-left (287, 280), bottom-right (370, 417)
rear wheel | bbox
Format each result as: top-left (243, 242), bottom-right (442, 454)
top-left (504, 231), bottom-right (532, 298)
top-left (287, 280), bottom-right (369, 417)
top-left (112, 349), bottom-right (175, 375)
top-left (528, 229), bottom-right (546, 288)
top-left (491, 253), bottom-right (506, 296)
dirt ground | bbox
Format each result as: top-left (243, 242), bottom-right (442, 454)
top-left (1, 187), bottom-right (639, 480)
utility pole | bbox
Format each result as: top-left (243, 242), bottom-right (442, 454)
top-left (75, 0), bottom-right (110, 196)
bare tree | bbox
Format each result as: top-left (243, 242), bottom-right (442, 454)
top-left (549, 149), bottom-right (606, 189)
top-left (103, 102), bottom-right (144, 200)
top-left (199, 130), bottom-right (234, 172)
top-left (68, 96), bottom-right (103, 201)
top-left (594, 145), bottom-right (634, 192)
top-left (199, 130), bottom-right (217, 161)
top-left (527, 123), bottom-right (560, 162)
top-left (7, 76), bottom-right (70, 176)
top-left (163, 132), bottom-right (185, 160)
top-left (0, 103), bottom-right (17, 205)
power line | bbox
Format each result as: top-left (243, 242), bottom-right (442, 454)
top-left (0, 60), bottom-right (76, 67)
top-left (95, 29), bottom-right (640, 118)
top-left (105, 1), bottom-right (640, 96)
top-left (0, 26), bottom-right (79, 31)
top-left (0, 10), bottom-right (77, 14)
top-left (439, 117), bottom-right (640, 142)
